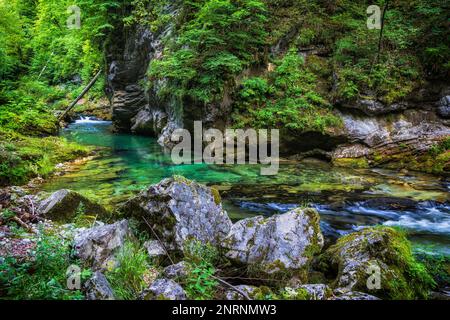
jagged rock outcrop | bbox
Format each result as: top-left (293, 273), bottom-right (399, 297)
top-left (37, 189), bottom-right (108, 221)
top-left (73, 220), bottom-right (131, 270)
top-left (317, 226), bottom-right (433, 299)
top-left (119, 177), bottom-right (232, 251)
top-left (223, 208), bottom-right (324, 278)
top-left (106, 4), bottom-right (182, 143)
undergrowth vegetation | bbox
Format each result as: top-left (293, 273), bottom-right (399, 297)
top-left (0, 228), bottom-right (91, 300)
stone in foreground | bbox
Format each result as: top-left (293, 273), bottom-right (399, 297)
top-left (140, 279), bottom-right (187, 300)
top-left (73, 220), bottom-right (131, 270)
top-left (223, 208), bottom-right (324, 278)
top-left (37, 189), bottom-right (107, 221)
top-left (225, 285), bottom-right (257, 300)
top-left (318, 226), bottom-right (434, 299)
top-left (84, 271), bottom-right (115, 300)
top-left (120, 177), bottom-right (232, 250)
top-left (163, 261), bottom-right (189, 280)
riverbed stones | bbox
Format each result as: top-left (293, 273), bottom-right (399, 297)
top-left (317, 226), bottom-right (433, 299)
top-left (37, 189), bottom-right (107, 221)
top-left (84, 271), bottom-right (115, 300)
top-left (223, 208), bottom-right (324, 278)
top-left (73, 219), bottom-right (131, 270)
top-left (120, 177), bottom-right (232, 251)
top-left (140, 279), bottom-right (187, 300)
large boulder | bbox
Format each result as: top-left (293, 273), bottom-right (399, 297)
top-left (73, 220), bottom-right (132, 270)
top-left (119, 177), bottom-right (232, 251)
top-left (317, 227), bottom-right (434, 299)
top-left (37, 189), bottom-right (107, 221)
top-left (140, 279), bottom-right (187, 300)
top-left (223, 208), bottom-right (324, 279)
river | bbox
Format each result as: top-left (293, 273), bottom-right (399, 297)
top-left (40, 118), bottom-right (450, 256)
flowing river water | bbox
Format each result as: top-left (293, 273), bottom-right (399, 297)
top-left (41, 118), bottom-right (450, 256)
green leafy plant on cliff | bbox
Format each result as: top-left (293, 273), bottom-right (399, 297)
top-left (149, 0), bottom-right (268, 104)
top-left (232, 49), bottom-right (342, 132)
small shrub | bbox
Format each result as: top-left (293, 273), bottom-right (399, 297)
top-left (106, 240), bottom-right (150, 300)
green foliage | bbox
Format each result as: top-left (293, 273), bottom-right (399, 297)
top-left (106, 240), bottom-right (150, 300)
top-left (0, 229), bottom-right (90, 300)
top-left (0, 128), bottom-right (90, 186)
top-left (232, 49), bottom-right (342, 132)
top-left (183, 239), bottom-right (219, 300)
top-left (149, 0), bottom-right (268, 104)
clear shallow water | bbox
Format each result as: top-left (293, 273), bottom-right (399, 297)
top-left (41, 119), bottom-right (450, 256)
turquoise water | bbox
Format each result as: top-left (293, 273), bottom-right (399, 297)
top-left (41, 119), bottom-right (450, 255)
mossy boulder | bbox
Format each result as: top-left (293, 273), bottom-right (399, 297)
top-left (317, 226), bottom-right (435, 299)
top-left (119, 176), bottom-right (232, 251)
top-left (223, 208), bottom-right (324, 280)
top-left (37, 189), bottom-right (108, 221)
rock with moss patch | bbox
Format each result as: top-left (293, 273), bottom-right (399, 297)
top-left (223, 208), bottom-right (324, 279)
top-left (140, 279), bottom-right (186, 300)
top-left (73, 220), bottom-right (131, 270)
top-left (84, 271), bottom-right (115, 300)
top-left (318, 226), bottom-right (434, 299)
top-left (292, 284), bottom-right (332, 300)
top-left (119, 177), bottom-right (232, 251)
top-left (225, 285), bottom-right (257, 300)
top-left (37, 189), bottom-right (107, 221)
top-left (163, 261), bottom-right (189, 280)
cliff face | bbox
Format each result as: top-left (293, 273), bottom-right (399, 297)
top-left (105, 0), bottom-right (450, 173)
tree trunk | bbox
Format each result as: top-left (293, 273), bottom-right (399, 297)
top-left (58, 70), bottom-right (102, 121)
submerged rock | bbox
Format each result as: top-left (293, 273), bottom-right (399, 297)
top-left (37, 189), bottom-right (107, 221)
top-left (84, 271), bottom-right (115, 300)
top-left (223, 208), bottom-right (324, 279)
top-left (120, 177), bottom-right (232, 251)
top-left (318, 226), bottom-right (434, 299)
top-left (73, 220), bottom-right (131, 270)
top-left (140, 279), bottom-right (187, 300)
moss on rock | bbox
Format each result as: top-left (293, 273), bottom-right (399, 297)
top-left (318, 226), bottom-right (435, 300)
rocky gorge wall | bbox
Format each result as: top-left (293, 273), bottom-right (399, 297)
top-left (104, 2), bottom-right (450, 173)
